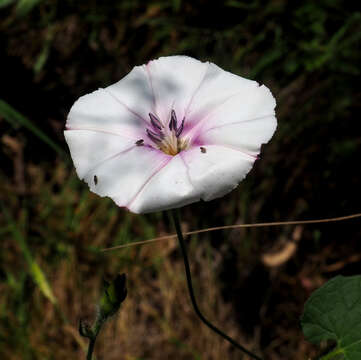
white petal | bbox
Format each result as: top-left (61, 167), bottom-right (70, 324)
top-left (184, 63), bottom-right (276, 134)
top-left (107, 65), bottom-right (154, 122)
top-left (124, 154), bottom-right (199, 213)
top-left (66, 88), bottom-right (146, 138)
top-left (180, 145), bottom-right (255, 201)
top-left (145, 56), bottom-right (208, 124)
top-left (80, 145), bottom-right (171, 209)
top-left (202, 84), bottom-right (276, 129)
top-left (64, 130), bottom-right (137, 179)
top-left (199, 115), bottom-right (277, 155)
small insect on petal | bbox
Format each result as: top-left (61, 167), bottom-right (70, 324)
top-left (135, 139), bottom-right (144, 146)
top-left (200, 147), bottom-right (206, 153)
top-left (94, 175), bottom-right (98, 185)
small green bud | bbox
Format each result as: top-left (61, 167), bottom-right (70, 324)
top-left (99, 273), bottom-right (127, 319)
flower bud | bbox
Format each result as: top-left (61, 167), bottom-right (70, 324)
top-left (79, 319), bottom-right (94, 339)
top-left (99, 273), bottom-right (127, 319)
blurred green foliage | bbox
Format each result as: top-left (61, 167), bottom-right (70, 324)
top-left (0, 0), bottom-right (360, 359)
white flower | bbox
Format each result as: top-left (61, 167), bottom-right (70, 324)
top-left (64, 56), bottom-right (276, 214)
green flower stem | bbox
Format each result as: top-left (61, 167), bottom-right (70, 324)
top-left (82, 273), bottom-right (126, 360)
top-left (86, 339), bottom-right (96, 360)
top-left (170, 209), bottom-right (263, 360)
top-left (86, 317), bottom-right (105, 360)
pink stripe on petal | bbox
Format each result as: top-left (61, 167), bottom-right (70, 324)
top-left (126, 156), bottom-right (172, 209)
top-left (65, 126), bottom-right (142, 140)
top-left (179, 152), bottom-right (195, 190)
top-left (183, 62), bottom-right (209, 119)
top-left (84, 145), bottom-right (136, 179)
top-left (202, 114), bottom-right (274, 133)
top-left (212, 144), bottom-right (258, 159)
top-left (145, 63), bottom-right (156, 110)
top-left (103, 88), bottom-right (149, 126)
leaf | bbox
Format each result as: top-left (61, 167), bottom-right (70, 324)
top-left (301, 275), bottom-right (361, 360)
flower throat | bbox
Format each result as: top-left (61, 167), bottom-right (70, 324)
top-left (143, 110), bottom-right (189, 156)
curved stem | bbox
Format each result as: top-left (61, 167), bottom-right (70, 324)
top-left (85, 317), bottom-right (104, 360)
top-left (86, 339), bottom-right (96, 360)
top-left (170, 209), bottom-right (262, 360)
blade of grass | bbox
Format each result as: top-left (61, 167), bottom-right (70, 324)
top-left (1, 201), bottom-right (57, 305)
top-left (0, 99), bottom-right (67, 159)
top-left (34, 24), bottom-right (56, 74)
top-left (15, 0), bottom-right (43, 17)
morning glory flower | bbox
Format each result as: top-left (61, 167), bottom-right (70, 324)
top-left (64, 56), bottom-right (276, 214)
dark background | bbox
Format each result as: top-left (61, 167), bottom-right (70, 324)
top-left (1, 1), bottom-right (360, 359)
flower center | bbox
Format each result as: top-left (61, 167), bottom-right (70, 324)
top-left (145, 110), bottom-right (189, 156)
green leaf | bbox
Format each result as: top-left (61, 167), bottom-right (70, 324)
top-left (301, 275), bottom-right (361, 360)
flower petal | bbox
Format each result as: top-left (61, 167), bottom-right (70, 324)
top-left (66, 88), bottom-right (147, 138)
top-left (107, 65), bottom-right (154, 122)
top-left (64, 130), bottom-right (137, 179)
top-left (122, 154), bottom-right (198, 213)
top-left (180, 145), bottom-right (255, 201)
top-left (72, 144), bottom-right (172, 208)
top-left (184, 63), bottom-right (276, 134)
top-left (145, 56), bottom-right (208, 124)
top-left (198, 114), bottom-right (277, 155)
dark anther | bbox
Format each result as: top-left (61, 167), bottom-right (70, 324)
top-left (94, 175), bottom-right (98, 185)
top-left (149, 113), bottom-right (162, 130)
top-left (176, 117), bottom-right (185, 137)
top-left (169, 109), bottom-right (177, 131)
top-left (200, 147), bottom-right (206, 153)
top-left (135, 139), bottom-right (144, 146)
top-left (146, 129), bottom-right (163, 143)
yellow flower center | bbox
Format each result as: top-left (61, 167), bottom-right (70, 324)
top-left (158, 133), bottom-right (189, 156)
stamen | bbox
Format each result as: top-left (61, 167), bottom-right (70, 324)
top-left (169, 109), bottom-right (177, 131)
top-left (145, 110), bottom-right (188, 155)
top-left (135, 139), bottom-right (144, 146)
top-left (176, 117), bottom-right (185, 137)
top-left (149, 113), bottom-right (163, 130)
top-left (146, 129), bottom-right (163, 143)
